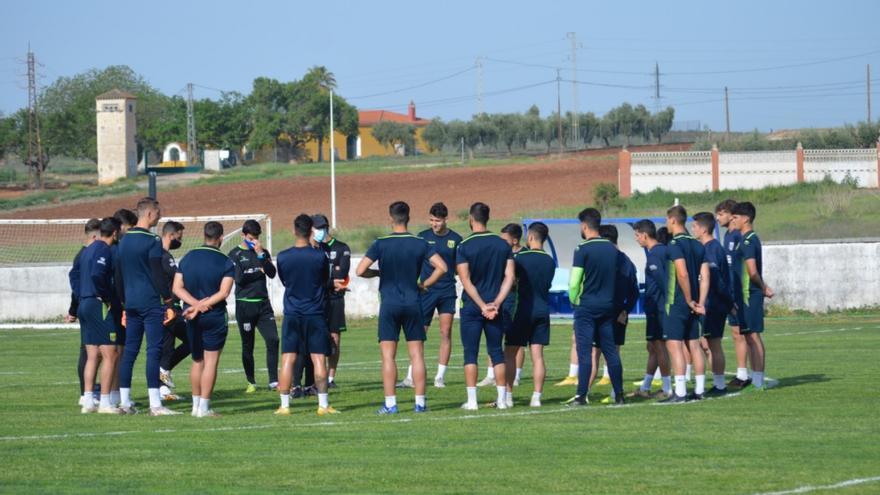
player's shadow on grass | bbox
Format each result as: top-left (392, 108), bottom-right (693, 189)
top-left (773, 374), bottom-right (830, 389)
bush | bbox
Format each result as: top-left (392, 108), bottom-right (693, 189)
top-left (593, 182), bottom-right (621, 214)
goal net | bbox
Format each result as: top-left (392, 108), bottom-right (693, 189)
top-left (0, 214), bottom-right (273, 328)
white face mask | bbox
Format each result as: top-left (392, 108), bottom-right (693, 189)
top-left (314, 228), bottom-right (328, 243)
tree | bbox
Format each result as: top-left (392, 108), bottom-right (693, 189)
top-left (371, 121), bottom-right (416, 154)
top-left (0, 112), bottom-right (14, 160)
top-left (492, 113), bottom-right (521, 154)
top-left (519, 106), bottom-right (542, 149)
top-left (446, 120), bottom-right (469, 158)
top-left (578, 112), bottom-right (599, 147)
top-left (422, 118), bottom-right (448, 152)
top-left (648, 107), bottom-right (675, 143)
top-left (598, 113), bottom-right (616, 147)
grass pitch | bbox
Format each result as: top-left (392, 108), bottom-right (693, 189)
top-left (0, 314), bottom-right (878, 494)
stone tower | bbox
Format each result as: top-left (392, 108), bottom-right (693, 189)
top-left (95, 89), bottom-right (137, 184)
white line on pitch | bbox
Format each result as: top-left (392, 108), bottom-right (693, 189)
top-left (748, 476), bottom-right (880, 495)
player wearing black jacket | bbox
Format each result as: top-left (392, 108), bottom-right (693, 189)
top-left (229, 219), bottom-right (279, 392)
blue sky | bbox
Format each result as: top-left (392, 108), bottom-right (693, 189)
top-left (1, 0), bottom-right (879, 131)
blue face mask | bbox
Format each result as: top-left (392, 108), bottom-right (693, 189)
top-left (314, 228), bottom-right (327, 243)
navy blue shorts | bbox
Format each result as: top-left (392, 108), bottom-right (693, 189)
top-left (702, 309), bottom-right (727, 339)
top-left (645, 312), bottom-right (664, 341)
top-left (78, 298), bottom-right (117, 346)
top-left (282, 314), bottom-right (331, 355)
top-left (420, 290), bottom-right (456, 327)
top-left (500, 306), bottom-right (514, 335)
top-left (379, 304), bottom-right (425, 342)
top-left (460, 304), bottom-right (504, 366)
top-left (727, 311), bottom-right (740, 327)
top-left (740, 293), bottom-right (764, 333)
top-left (663, 305), bottom-right (701, 341)
top-left (187, 311), bottom-right (229, 361)
top-left (506, 314), bottom-right (551, 347)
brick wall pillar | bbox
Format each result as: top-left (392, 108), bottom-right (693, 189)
top-left (711, 144), bottom-right (720, 192)
top-left (618, 148), bottom-right (631, 198)
top-left (796, 142), bottom-right (805, 183)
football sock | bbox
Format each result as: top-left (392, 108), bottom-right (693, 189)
top-left (192, 396), bottom-right (200, 409)
top-left (147, 388), bottom-right (161, 409)
top-left (405, 365), bottom-right (413, 382)
top-left (737, 367), bottom-right (749, 381)
top-left (568, 364), bottom-right (579, 377)
top-left (384, 395), bottom-right (397, 408)
top-left (99, 394), bottom-right (110, 409)
top-left (496, 386), bottom-right (506, 404)
top-left (531, 391), bottom-right (542, 401)
top-left (752, 371), bottom-right (765, 388)
top-left (328, 375), bottom-right (335, 384)
top-left (466, 387), bottom-right (477, 405)
top-left (199, 398), bottom-right (210, 412)
top-left (641, 373), bottom-right (653, 391)
top-left (674, 375), bottom-right (687, 397)
top-left (515, 368), bottom-right (522, 382)
top-left (110, 390), bottom-right (120, 406)
top-left (661, 376), bottom-right (672, 395)
top-left (280, 394), bottom-right (289, 408)
top-left (602, 365), bottom-right (609, 378)
top-left (120, 388), bottom-right (131, 407)
top-left (713, 374), bottom-right (727, 390)
top-left (486, 366), bottom-right (495, 380)
top-left (318, 393), bottom-right (329, 409)
top-left (654, 368), bottom-right (662, 380)
top-left (415, 395), bottom-right (426, 407)
top-left (685, 365), bottom-right (692, 382)
top-left (436, 364), bottom-right (447, 379)
top-left (695, 374), bottom-right (706, 395)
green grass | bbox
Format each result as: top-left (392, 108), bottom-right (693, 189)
top-left (0, 314), bottom-right (878, 493)
top-left (529, 180), bottom-right (880, 242)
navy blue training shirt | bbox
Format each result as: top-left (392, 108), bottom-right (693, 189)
top-left (456, 232), bottom-right (513, 309)
top-left (178, 245), bottom-right (235, 315)
top-left (418, 228), bottom-right (462, 297)
top-left (276, 245), bottom-right (328, 316)
top-left (665, 233), bottom-right (706, 313)
top-left (736, 231), bottom-right (763, 300)
top-left (723, 229), bottom-right (742, 300)
top-left (365, 233), bottom-right (433, 306)
top-left (614, 250), bottom-right (640, 313)
top-left (704, 238), bottom-right (733, 313)
top-left (643, 243), bottom-right (667, 314)
top-left (78, 241), bottom-right (115, 302)
top-left (512, 249), bottom-right (556, 319)
top-left (504, 247), bottom-right (528, 312)
top-left (571, 237), bottom-right (618, 315)
top-left (117, 227), bottom-right (164, 310)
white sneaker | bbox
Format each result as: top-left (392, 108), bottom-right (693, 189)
top-left (119, 404), bottom-right (138, 415)
top-left (191, 408), bottom-right (199, 417)
top-left (396, 378), bottom-right (414, 388)
top-left (496, 400), bottom-right (509, 410)
top-left (97, 406), bottom-right (124, 415)
top-left (433, 376), bottom-right (446, 388)
top-left (149, 406), bottom-right (182, 416)
top-left (80, 404), bottom-right (97, 414)
top-left (460, 402), bottom-right (478, 411)
top-left (530, 397), bottom-right (542, 407)
top-left (197, 409), bottom-right (220, 418)
top-left (159, 368), bottom-right (175, 389)
top-left (513, 377), bottom-right (521, 387)
top-left (476, 376), bottom-right (495, 387)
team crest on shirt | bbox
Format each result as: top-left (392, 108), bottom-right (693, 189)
top-left (97, 256), bottom-right (106, 265)
top-left (744, 240), bottom-right (751, 246)
top-left (447, 240), bottom-right (456, 249)
top-left (648, 264), bottom-right (658, 271)
top-left (670, 239), bottom-right (677, 245)
top-left (330, 251), bottom-right (337, 260)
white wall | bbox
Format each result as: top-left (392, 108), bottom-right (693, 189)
top-left (630, 148), bottom-right (878, 193)
top-left (718, 150), bottom-right (797, 190)
top-left (4, 247), bottom-right (877, 322)
top-left (631, 151), bottom-right (712, 193)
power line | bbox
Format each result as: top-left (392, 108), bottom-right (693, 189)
top-left (348, 65), bottom-right (475, 100)
top-left (663, 48), bottom-right (880, 76)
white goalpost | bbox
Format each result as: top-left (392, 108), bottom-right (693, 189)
top-left (0, 214), bottom-right (273, 329)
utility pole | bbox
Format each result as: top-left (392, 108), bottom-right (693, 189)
top-left (867, 64), bottom-right (872, 122)
top-left (567, 32), bottom-right (579, 146)
top-left (653, 62), bottom-right (661, 113)
top-left (26, 45), bottom-right (45, 190)
top-left (556, 68), bottom-right (563, 153)
top-left (186, 83), bottom-right (198, 167)
top-left (476, 57), bottom-right (484, 115)
top-left (724, 86), bottom-right (731, 141)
